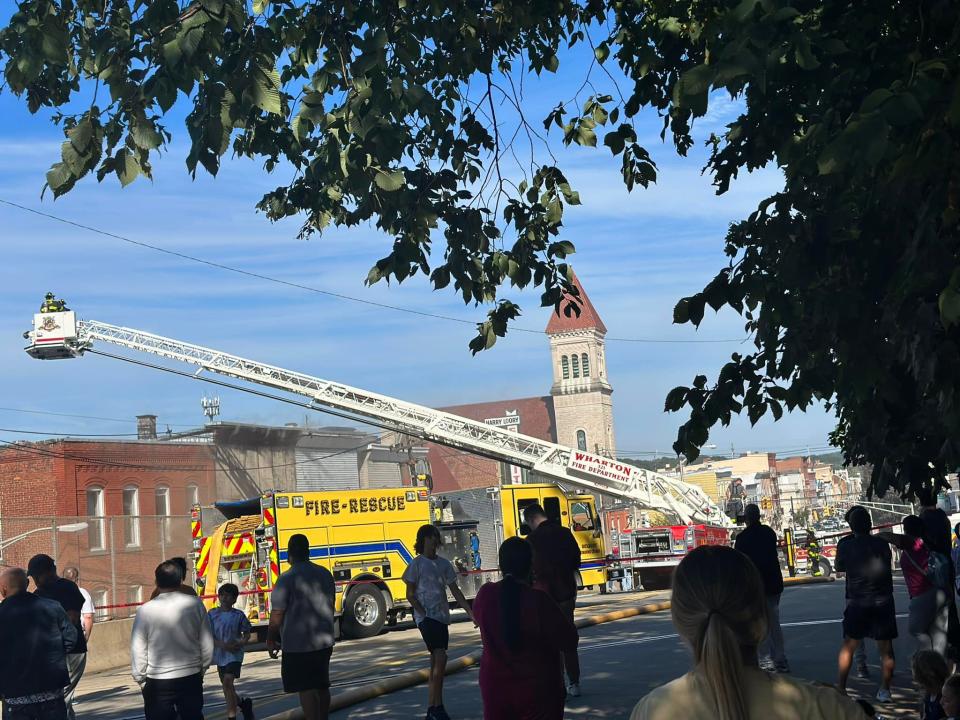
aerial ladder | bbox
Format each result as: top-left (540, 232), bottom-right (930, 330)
top-left (23, 306), bottom-right (727, 525)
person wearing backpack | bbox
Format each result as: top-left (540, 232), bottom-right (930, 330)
top-left (879, 515), bottom-right (945, 653)
top-left (922, 508), bottom-right (960, 660)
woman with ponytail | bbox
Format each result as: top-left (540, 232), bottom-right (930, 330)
top-left (473, 537), bottom-right (578, 720)
top-left (631, 546), bottom-right (864, 720)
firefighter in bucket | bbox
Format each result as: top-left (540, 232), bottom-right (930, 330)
top-left (40, 292), bottom-right (68, 313)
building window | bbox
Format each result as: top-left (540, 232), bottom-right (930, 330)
top-left (86, 486), bottom-right (105, 551)
top-left (94, 589), bottom-right (109, 621)
top-left (123, 486), bottom-right (140, 548)
top-left (576, 430), bottom-right (587, 451)
top-left (561, 355), bottom-right (569, 380)
top-left (571, 354), bottom-right (580, 378)
top-left (581, 353), bottom-right (590, 377)
top-left (570, 501), bottom-right (596, 532)
top-left (155, 486), bottom-right (171, 543)
top-left (186, 483), bottom-right (200, 512)
top-left (127, 586), bottom-right (142, 618)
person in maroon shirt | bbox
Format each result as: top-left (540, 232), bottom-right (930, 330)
top-left (473, 537), bottom-right (578, 720)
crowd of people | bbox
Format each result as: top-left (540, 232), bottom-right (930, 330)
top-left (8, 499), bottom-right (960, 720)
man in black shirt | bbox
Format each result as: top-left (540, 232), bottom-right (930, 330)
top-left (0, 567), bottom-right (78, 720)
top-left (28, 554), bottom-right (88, 720)
top-left (835, 506), bottom-right (896, 704)
top-left (734, 503), bottom-right (789, 672)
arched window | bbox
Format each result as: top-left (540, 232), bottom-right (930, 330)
top-left (581, 353), bottom-right (590, 377)
top-left (561, 355), bottom-right (569, 380)
top-left (122, 485), bottom-right (140, 547)
top-left (186, 483), bottom-right (200, 512)
top-left (155, 485), bottom-right (171, 544)
top-left (571, 354), bottom-right (580, 378)
top-left (576, 430), bottom-right (587, 451)
top-left (86, 485), bottom-right (105, 551)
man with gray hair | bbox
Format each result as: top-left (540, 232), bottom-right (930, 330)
top-left (734, 503), bottom-right (789, 672)
top-left (0, 567), bottom-right (78, 720)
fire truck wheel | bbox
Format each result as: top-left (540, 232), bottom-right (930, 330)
top-left (342, 585), bottom-right (387, 639)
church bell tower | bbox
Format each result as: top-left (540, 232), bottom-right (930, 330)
top-left (546, 272), bottom-right (615, 457)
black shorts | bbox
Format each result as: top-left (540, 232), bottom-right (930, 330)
top-left (217, 662), bottom-right (242, 681)
top-left (843, 601), bottom-right (899, 641)
top-left (281, 648), bottom-right (333, 693)
top-left (417, 617), bottom-right (450, 652)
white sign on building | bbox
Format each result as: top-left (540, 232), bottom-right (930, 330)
top-left (485, 411), bottom-right (524, 483)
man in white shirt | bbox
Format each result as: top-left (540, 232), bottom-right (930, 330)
top-left (131, 560), bottom-right (214, 720)
top-left (63, 567), bottom-right (95, 643)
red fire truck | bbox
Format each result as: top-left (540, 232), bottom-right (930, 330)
top-left (611, 523), bottom-right (731, 590)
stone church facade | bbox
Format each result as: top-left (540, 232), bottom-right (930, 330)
top-left (428, 273), bottom-right (616, 492)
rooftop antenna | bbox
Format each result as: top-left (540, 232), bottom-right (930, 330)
top-left (201, 395), bottom-right (220, 423)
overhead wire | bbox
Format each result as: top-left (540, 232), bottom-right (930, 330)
top-left (0, 405), bottom-right (196, 428)
top-left (1, 198), bottom-right (746, 344)
top-left (84, 347), bottom-right (524, 469)
top-left (0, 435), bottom-right (377, 474)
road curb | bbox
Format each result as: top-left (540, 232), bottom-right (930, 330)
top-left (264, 578), bottom-right (831, 719)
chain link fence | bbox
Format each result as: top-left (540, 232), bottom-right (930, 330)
top-left (0, 514), bottom-right (192, 620)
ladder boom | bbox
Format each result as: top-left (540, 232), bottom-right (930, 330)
top-left (24, 310), bottom-right (727, 524)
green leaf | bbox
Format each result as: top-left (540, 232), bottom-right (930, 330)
top-left (252, 67), bottom-right (282, 115)
top-left (115, 149), bottom-right (141, 187)
top-left (664, 386), bottom-right (689, 412)
top-left (45, 162), bottom-right (73, 196)
top-left (545, 54), bottom-right (559, 73)
top-left (253, 0), bottom-right (267, 13)
top-left (860, 88), bottom-right (893, 114)
top-left (594, 43), bottom-right (609, 63)
top-left (548, 240), bottom-right (575, 258)
top-left (373, 169), bottom-right (405, 192)
top-left (795, 36), bottom-right (820, 70)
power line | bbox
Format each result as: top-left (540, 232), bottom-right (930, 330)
top-left (0, 435), bottom-right (376, 474)
top-left (1, 198), bottom-right (745, 344)
top-left (0, 427), bottom-right (139, 437)
top-left (0, 406), bottom-right (196, 428)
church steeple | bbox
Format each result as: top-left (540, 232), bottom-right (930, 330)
top-left (546, 272), bottom-right (615, 457)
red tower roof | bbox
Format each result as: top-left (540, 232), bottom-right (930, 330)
top-left (545, 271), bottom-right (607, 334)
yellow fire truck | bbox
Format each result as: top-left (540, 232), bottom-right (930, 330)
top-left (192, 483), bottom-right (606, 640)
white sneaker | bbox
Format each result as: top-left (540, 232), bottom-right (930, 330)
top-left (567, 683), bottom-right (581, 698)
top-left (876, 688), bottom-right (892, 704)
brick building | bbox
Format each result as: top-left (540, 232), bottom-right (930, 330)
top-left (428, 273), bottom-right (617, 492)
top-left (0, 415), bottom-right (215, 616)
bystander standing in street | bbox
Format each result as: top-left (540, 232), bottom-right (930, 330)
top-left (62, 567), bottom-right (95, 644)
top-left (523, 503), bottom-right (583, 698)
top-left (27, 554), bottom-right (88, 720)
top-left (630, 546), bottom-right (864, 720)
top-left (403, 524), bottom-right (476, 720)
top-left (267, 534), bottom-right (336, 720)
top-left (878, 515), bottom-right (942, 652)
top-left (835, 506), bottom-right (897, 704)
top-left (474, 537), bottom-right (578, 720)
top-left (0, 567), bottom-right (78, 720)
top-left (150, 557), bottom-right (198, 599)
top-left (209, 583), bottom-right (254, 720)
top-left (734, 503), bottom-right (790, 672)
top-left (131, 560), bottom-right (214, 720)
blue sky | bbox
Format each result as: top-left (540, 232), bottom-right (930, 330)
top-left (0, 15), bottom-right (836, 460)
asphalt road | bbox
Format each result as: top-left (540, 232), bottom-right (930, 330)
top-left (329, 578), bottom-right (920, 719)
top-left (76, 578), bottom-right (921, 720)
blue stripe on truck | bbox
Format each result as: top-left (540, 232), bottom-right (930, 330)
top-left (278, 540), bottom-right (414, 565)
